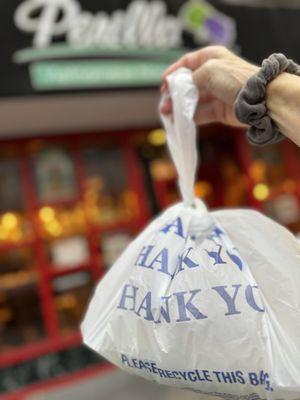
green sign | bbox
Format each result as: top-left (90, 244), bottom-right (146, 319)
top-left (30, 59), bottom-right (176, 90)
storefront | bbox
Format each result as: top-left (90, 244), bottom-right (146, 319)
top-left (0, 0), bottom-right (299, 397)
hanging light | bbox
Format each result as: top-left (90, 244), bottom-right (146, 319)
top-left (148, 129), bottom-right (166, 146)
top-left (195, 181), bottom-right (213, 198)
top-left (0, 229), bottom-right (9, 241)
top-left (46, 220), bottom-right (63, 236)
top-left (39, 206), bottom-right (55, 222)
top-left (253, 183), bottom-right (270, 201)
top-left (249, 160), bottom-right (266, 183)
top-left (2, 213), bottom-right (18, 230)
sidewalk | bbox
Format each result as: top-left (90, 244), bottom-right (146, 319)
top-left (26, 368), bottom-right (219, 400)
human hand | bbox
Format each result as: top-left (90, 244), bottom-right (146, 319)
top-left (160, 46), bottom-right (259, 127)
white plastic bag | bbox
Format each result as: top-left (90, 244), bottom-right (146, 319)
top-left (81, 68), bottom-right (300, 400)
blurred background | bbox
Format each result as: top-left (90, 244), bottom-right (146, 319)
top-left (0, 0), bottom-right (299, 399)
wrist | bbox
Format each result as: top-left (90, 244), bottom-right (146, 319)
top-left (266, 72), bottom-right (300, 146)
top-left (234, 53), bottom-right (300, 145)
top-left (267, 72), bottom-right (297, 114)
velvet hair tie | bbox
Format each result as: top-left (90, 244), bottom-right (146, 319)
top-left (234, 53), bottom-right (300, 146)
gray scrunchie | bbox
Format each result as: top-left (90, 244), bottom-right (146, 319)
top-left (234, 53), bottom-right (300, 146)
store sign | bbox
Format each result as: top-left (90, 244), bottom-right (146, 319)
top-left (14, 0), bottom-right (182, 49)
top-left (7, 0), bottom-right (236, 92)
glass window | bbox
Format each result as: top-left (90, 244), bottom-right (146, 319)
top-left (0, 249), bottom-right (45, 351)
top-left (38, 204), bottom-right (86, 239)
top-left (48, 236), bottom-right (90, 269)
top-left (0, 212), bottom-right (32, 244)
top-left (52, 272), bottom-right (93, 335)
top-left (0, 159), bottom-right (23, 212)
top-left (33, 147), bottom-right (78, 202)
top-left (219, 155), bottom-right (248, 207)
top-left (0, 159), bottom-right (32, 243)
top-left (83, 148), bottom-right (138, 225)
top-left (101, 232), bottom-right (133, 269)
top-left (251, 145), bottom-right (287, 187)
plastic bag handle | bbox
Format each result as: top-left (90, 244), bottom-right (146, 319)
top-left (160, 68), bottom-right (199, 207)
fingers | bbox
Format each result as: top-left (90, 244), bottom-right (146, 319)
top-left (160, 99), bottom-right (219, 125)
top-left (162, 52), bottom-right (197, 80)
top-left (162, 46), bottom-right (230, 81)
top-left (160, 97), bottom-right (242, 127)
top-left (159, 99), bottom-right (216, 122)
top-left (160, 49), bottom-right (211, 93)
top-left (161, 52), bottom-right (200, 90)
top-left (159, 97), bottom-right (172, 115)
top-left (163, 46), bottom-right (228, 77)
top-left (159, 89), bottom-right (215, 115)
top-left (160, 46), bottom-right (228, 99)
top-left (194, 100), bottom-right (248, 127)
top-left (194, 101), bottom-right (218, 126)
